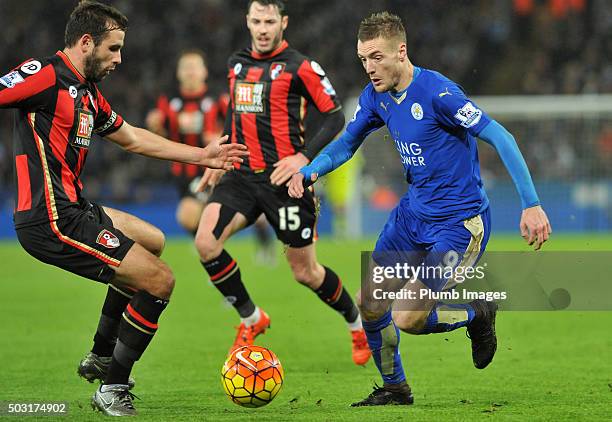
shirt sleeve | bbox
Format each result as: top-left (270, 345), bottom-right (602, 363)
top-left (295, 59), bottom-right (341, 114)
top-left (432, 82), bottom-right (491, 137)
top-left (0, 59), bottom-right (56, 110)
top-left (345, 85), bottom-right (385, 139)
top-left (93, 87), bottom-right (124, 136)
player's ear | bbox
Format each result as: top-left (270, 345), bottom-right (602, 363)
top-left (79, 34), bottom-right (95, 54)
top-left (281, 15), bottom-right (288, 30)
top-left (398, 43), bottom-right (407, 61)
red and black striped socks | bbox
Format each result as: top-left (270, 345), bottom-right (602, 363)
top-left (201, 250), bottom-right (256, 318)
top-left (314, 266), bottom-right (360, 324)
top-left (104, 290), bottom-right (169, 385)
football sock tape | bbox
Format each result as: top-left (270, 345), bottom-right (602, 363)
top-left (362, 311), bottom-right (407, 384)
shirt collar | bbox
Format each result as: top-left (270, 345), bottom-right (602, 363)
top-left (250, 40), bottom-right (289, 60)
top-left (56, 51), bottom-right (86, 83)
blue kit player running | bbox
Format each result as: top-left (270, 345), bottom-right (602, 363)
top-left (288, 12), bottom-right (552, 406)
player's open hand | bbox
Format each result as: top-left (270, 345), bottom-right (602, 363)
top-left (287, 172), bottom-right (318, 198)
top-left (196, 168), bottom-right (226, 191)
top-left (270, 153), bottom-right (309, 186)
top-left (519, 205), bottom-right (552, 250)
top-left (200, 135), bottom-right (248, 170)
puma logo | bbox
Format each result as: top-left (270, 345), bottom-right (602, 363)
top-left (439, 87), bottom-right (452, 97)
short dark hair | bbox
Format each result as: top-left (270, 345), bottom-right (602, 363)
top-left (64, 0), bottom-right (128, 47)
top-left (178, 48), bottom-right (208, 67)
top-left (247, 0), bottom-right (287, 16)
top-left (358, 11), bottom-right (406, 43)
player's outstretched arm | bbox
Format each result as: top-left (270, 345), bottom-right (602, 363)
top-left (479, 120), bottom-right (552, 250)
top-left (105, 122), bottom-right (248, 170)
top-left (287, 130), bottom-right (364, 198)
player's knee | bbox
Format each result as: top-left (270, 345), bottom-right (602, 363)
top-left (195, 230), bottom-right (223, 262)
top-left (176, 208), bottom-right (197, 233)
top-left (359, 308), bottom-right (387, 321)
top-left (149, 227), bottom-right (165, 257)
top-left (147, 260), bottom-right (175, 298)
top-left (358, 296), bottom-right (390, 321)
top-left (393, 311), bottom-right (427, 334)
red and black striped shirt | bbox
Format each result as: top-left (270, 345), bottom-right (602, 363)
top-left (226, 40), bottom-right (341, 173)
top-left (154, 87), bottom-right (219, 179)
top-left (0, 51), bottom-right (123, 228)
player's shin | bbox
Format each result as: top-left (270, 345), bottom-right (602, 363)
top-left (92, 285), bottom-right (134, 357)
top-left (418, 302), bottom-right (476, 334)
top-left (362, 311), bottom-right (406, 385)
top-left (104, 291), bottom-right (169, 385)
top-left (201, 249), bottom-right (256, 319)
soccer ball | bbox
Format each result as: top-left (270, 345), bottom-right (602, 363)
top-left (221, 345), bottom-right (284, 408)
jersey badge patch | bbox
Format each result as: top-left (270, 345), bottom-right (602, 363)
top-left (0, 71), bottom-right (24, 88)
top-left (234, 82), bottom-right (265, 113)
top-left (20, 60), bottom-right (41, 75)
top-left (320, 77), bottom-right (336, 96)
top-left (269, 62), bottom-right (286, 80)
top-left (233, 63), bottom-right (243, 76)
top-left (411, 102), bottom-right (424, 120)
top-left (96, 229), bottom-right (120, 249)
top-left (72, 109), bottom-right (94, 148)
top-left (310, 61), bottom-right (326, 76)
top-left (454, 102), bottom-right (482, 128)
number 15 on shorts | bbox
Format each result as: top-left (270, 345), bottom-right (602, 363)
top-left (279, 206), bottom-right (300, 231)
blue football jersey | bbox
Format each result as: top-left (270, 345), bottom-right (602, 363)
top-left (346, 67), bottom-right (491, 222)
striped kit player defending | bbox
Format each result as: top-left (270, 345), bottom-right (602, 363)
top-left (0, 1), bottom-right (247, 416)
top-left (195, 0), bottom-right (371, 366)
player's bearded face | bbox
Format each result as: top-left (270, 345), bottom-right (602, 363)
top-left (247, 3), bottom-right (288, 54)
top-left (84, 30), bottom-right (124, 83)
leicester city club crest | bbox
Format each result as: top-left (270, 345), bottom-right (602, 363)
top-left (411, 102), bottom-right (424, 120)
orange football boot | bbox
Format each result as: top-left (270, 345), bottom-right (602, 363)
top-left (351, 329), bottom-right (372, 365)
top-left (229, 310), bottom-right (271, 355)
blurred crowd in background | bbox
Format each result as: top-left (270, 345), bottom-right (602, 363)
top-left (0, 0), bottom-right (611, 205)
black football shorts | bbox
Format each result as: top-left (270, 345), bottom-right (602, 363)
top-left (175, 175), bottom-right (209, 202)
top-left (207, 170), bottom-right (317, 248)
top-left (15, 200), bottom-right (135, 283)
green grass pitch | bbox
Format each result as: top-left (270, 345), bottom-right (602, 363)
top-left (1, 234), bottom-right (611, 421)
